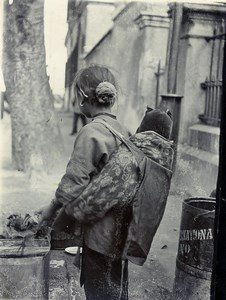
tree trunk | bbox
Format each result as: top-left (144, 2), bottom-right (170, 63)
top-left (2, 0), bottom-right (64, 176)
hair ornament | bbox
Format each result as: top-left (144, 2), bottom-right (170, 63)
top-left (96, 81), bottom-right (117, 104)
top-left (78, 86), bottom-right (88, 98)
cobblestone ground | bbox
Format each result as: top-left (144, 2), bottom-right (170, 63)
top-left (0, 110), bottom-right (183, 299)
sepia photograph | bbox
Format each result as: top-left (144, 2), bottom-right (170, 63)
top-left (0, 0), bottom-right (225, 299)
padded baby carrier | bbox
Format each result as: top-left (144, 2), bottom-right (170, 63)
top-left (95, 119), bottom-right (174, 266)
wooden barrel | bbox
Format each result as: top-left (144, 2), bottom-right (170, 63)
top-left (173, 197), bottom-right (215, 300)
top-left (0, 238), bottom-right (50, 299)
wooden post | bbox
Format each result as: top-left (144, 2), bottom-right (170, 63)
top-left (159, 3), bottom-right (183, 141)
top-left (167, 2), bottom-right (183, 94)
top-left (160, 94), bottom-right (183, 144)
top-left (211, 33), bottom-right (226, 300)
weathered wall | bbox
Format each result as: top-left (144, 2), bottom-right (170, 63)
top-left (84, 2), bottom-right (170, 133)
top-left (136, 12), bottom-right (170, 113)
top-left (68, 2), bottom-right (226, 140)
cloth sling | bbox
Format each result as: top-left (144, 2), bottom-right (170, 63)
top-left (94, 119), bottom-right (173, 266)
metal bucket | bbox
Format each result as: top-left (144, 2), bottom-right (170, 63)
top-left (173, 197), bottom-right (215, 300)
top-left (0, 238), bottom-right (50, 299)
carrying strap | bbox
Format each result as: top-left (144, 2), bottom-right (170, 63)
top-left (93, 119), bottom-right (145, 166)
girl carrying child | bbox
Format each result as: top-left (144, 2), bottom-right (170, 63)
top-left (39, 65), bottom-right (174, 300)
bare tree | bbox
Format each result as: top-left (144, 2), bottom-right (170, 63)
top-left (2, 0), bottom-right (64, 176)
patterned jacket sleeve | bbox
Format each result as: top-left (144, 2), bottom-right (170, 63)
top-left (64, 145), bottom-right (140, 223)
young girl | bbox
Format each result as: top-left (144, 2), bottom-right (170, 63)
top-left (64, 107), bottom-right (174, 267)
top-left (39, 65), bottom-right (130, 300)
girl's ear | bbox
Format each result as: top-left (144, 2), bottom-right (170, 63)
top-left (79, 99), bottom-right (85, 107)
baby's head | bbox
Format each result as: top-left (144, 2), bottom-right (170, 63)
top-left (137, 107), bottom-right (173, 139)
top-left (73, 65), bottom-right (117, 108)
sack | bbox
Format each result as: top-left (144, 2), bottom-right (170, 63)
top-left (123, 154), bottom-right (172, 265)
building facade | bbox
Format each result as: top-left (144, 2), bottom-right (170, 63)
top-left (64, 1), bottom-right (226, 195)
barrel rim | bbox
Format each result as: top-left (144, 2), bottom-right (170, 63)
top-left (183, 197), bottom-right (215, 212)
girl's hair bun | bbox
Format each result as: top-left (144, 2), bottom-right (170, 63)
top-left (95, 82), bottom-right (117, 105)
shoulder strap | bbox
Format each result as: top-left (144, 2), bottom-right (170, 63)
top-left (93, 119), bottom-right (145, 165)
top-left (93, 119), bottom-right (125, 142)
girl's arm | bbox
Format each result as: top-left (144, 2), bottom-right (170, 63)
top-left (64, 146), bottom-right (140, 223)
top-left (55, 123), bottom-right (112, 206)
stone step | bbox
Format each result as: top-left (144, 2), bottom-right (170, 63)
top-left (188, 124), bottom-right (220, 154)
top-left (177, 144), bottom-right (218, 195)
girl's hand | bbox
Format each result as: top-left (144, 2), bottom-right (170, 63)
top-left (39, 204), bottom-right (55, 223)
top-left (37, 199), bottom-right (62, 227)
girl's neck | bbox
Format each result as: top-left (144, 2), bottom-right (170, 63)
top-left (90, 107), bottom-right (112, 118)
top-left (92, 112), bottom-right (117, 119)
